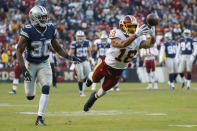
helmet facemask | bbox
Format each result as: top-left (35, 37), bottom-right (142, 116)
top-left (164, 32), bottom-right (172, 42)
top-left (76, 30), bottom-right (85, 43)
top-left (183, 29), bottom-right (191, 38)
top-left (29, 6), bottom-right (48, 27)
top-left (119, 15), bottom-right (138, 36)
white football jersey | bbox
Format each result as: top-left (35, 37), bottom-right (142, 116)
top-left (140, 47), bottom-right (158, 60)
top-left (105, 29), bottom-right (146, 69)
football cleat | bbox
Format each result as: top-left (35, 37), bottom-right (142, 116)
top-left (187, 87), bottom-right (190, 90)
top-left (171, 87), bottom-right (175, 90)
top-left (35, 117), bottom-right (47, 126)
top-left (80, 92), bottom-right (86, 97)
top-left (9, 90), bottom-right (16, 95)
top-left (181, 82), bottom-right (185, 88)
top-left (86, 78), bottom-right (93, 87)
top-left (84, 92), bottom-right (97, 112)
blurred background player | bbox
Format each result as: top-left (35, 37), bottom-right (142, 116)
top-left (49, 47), bottom-right (57, 88)
top-left (176, 29), bottom-right (197, 90)
top-left (160, 32), bottom-right (178, 90)
top-left (91, 33), bottom-right (110, 90)
top-left (9, 45), bottom-right (22, 94)
top-left (83, 15), bottom-right (154, 112)
top-left (68, 30), bottom-right (92, 96)
top-left (16, 5), bottom-right (81, 125)
top-left (140, 35), bottom-right (159, 90)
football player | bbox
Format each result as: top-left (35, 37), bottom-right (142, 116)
top-left (9, 46), bottom-right (22, 94)
top-left (140, 38), bottom-right (158, 90)
top-left (91, 33), bottom-right (111, 90)
top-left (160, 32), bottom-right (178, 89)
top-left (175, 29), bottom-right (197, 90)
top-left (83, 15), bottom-right (154, 112)
top-left (68, 30), bottom-right (92, 96)
top-left (16, 5), bottom-right (81, 125)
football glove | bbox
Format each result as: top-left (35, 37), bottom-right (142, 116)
top-left (21, 66), bottom-right (32, 82)
top-left (68, 55), bottom-right (82, 63)
top-left (135, 24), bottom-right (150, 37)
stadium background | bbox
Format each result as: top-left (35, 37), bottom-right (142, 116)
top-left (0, 0), bottom-right (197, 82)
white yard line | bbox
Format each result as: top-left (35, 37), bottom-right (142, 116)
top-left (0, 103), bottom-right (36, 107)
top-left (168, 125), bottom-right (197, 128)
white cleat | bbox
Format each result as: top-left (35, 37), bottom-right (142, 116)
top-left (80, 92), bottom-right (86, 97)
top-left (146, 86), bottom-right (152, 90)
top-left (115, 88), bottom-right (120, 91)
top-left (153, 85), bottom-right (158, 89)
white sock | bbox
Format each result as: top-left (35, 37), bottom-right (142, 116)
top-left (13, 78), bottom-right (19, 91)
top-left (88, 72), bottom-right (93, 81)
top-left (38, 94), bottom-right (49, 116)
top-left (187, 80), bottom-right (191, 87)
top-left (147, 73), bottom-right (152, 83)
top-left (96, 88), bottom-right (106, 98)
top-left (92, 83), bottom-right (96, 89)
top-left (170, 82), bottom-right (175, 87)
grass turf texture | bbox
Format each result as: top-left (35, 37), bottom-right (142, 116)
top-left (0, 82), bottom-right (197, 131)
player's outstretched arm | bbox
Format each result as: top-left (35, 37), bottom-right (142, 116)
top-left (111, 24), bottom-right (150, 48)
top-left (51, 38), bottom-right (82, 62)
top-left (16, 36), bottom-right (32, 81)
top-left (16, 36), bottom-right (27, 68)
top-left (139, 27), bottom-right (156, 49)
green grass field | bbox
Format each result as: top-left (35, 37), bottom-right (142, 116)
top-left (0, 82), bottom-right (197, 131)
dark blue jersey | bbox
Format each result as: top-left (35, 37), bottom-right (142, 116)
top-left (96, 42), bottom-right (110, 58)
top-left (20, 23), bottom-right (57, 63)
top-left (163, 41), bottom-right (177, 58)
top-left (179, 37), bottom-right (194, 55)
top-left (70, 40), bottom-right (90, 62)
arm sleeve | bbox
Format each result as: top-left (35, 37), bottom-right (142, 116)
top-left (152, 47), bottom-right (158, 56)
top-left (175, 43), bottom-right (181, 59)
top-left (159, 45), bottom-right (165, 62)
top-left (20, 27), bottom-right (30, 40)
top-left (192, 41), bottom-right (197, 56)
top-left (70, 41), bottom-right (76, 49)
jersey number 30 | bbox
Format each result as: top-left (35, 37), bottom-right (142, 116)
top-left (31, 40), bottom-right (51, 58)
top-left (115, 48), bottom-right (137, 63)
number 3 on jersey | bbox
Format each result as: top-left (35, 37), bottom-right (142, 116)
top-left (115, 48), bottom-right (137, 63)
top-left (31, 40), bottom-right (51, 58)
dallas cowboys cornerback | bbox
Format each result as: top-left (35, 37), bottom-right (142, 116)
top-left (16, 5), bottom-right (81, 126)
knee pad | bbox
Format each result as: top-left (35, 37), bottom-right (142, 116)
top-left (26, 96), bottom-right (35, 100)
top-left (187, 72), bottom-right (191, 80)
top-left (42, 85), bottom-right (50, 94)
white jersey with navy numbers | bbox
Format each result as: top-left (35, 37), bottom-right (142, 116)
top-left (105, 29), bottom-right (146, 69)
top-left (94, 38), bottom-right (110, 58)
top-left (20, 23), bottom-right (57, 63)
top-left (70, 40), bottom-right (90, 62)
top-left (179, 37), bottom-right (194, 55)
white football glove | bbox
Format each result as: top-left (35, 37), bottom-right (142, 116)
top-left (149, 26), bottom-right (155, 37)
top-left (135, 24), bottom-right (150, 37)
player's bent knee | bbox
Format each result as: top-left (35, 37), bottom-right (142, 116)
top-left (42, 85), bottom-right (50, 94)
top-left (26, 96), bottom-right (35, 100)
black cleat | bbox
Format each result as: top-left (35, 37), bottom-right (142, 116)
top-left (187, 87), bottom-right (190, 90)
top-left (84, 92), bottom-right (97, 112)
top-left (181, 82), bottom-right (185, 88)
top-left (86, 78), bottom-right (93, 87)
top-left (35, 116), bottom-right (47, 126)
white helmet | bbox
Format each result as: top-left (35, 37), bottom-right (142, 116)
top-left (75, 30), bottom-right (85, 43)
top-left (183, 29), bottom-right (191, 38)
top-left (29, 5), bottom-right (48, 27)
top-left (100, 33), bottom-right (108, 45)
top-left (164, 32), bottom-right (172, 42)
